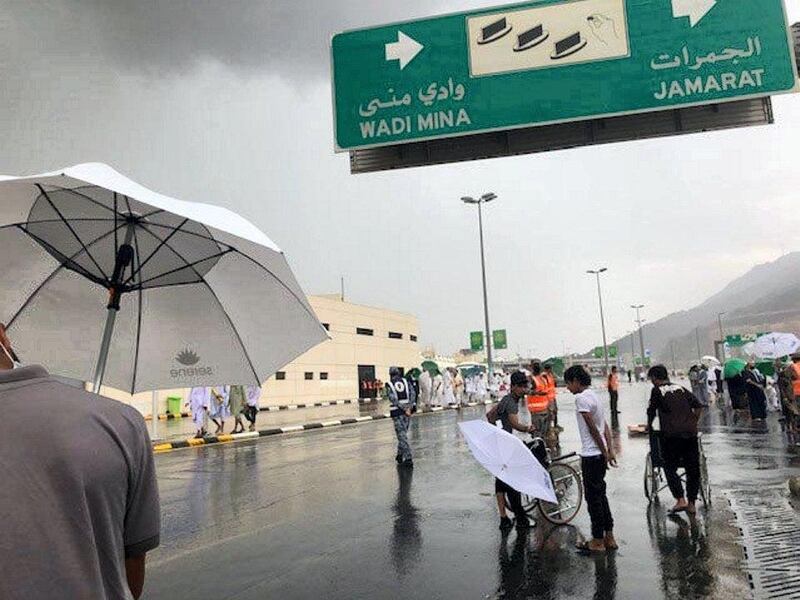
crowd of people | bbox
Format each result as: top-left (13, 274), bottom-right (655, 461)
top-left (683, 355), bottom-right (800, 426)
top-left (188, 385), bottom-right (262, 438)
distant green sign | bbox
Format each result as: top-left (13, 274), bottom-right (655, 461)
top-left (593, 346), bottom-right (618, 359)
top-left (493, 329), bottom-right (508, 350)
top-left (470, 331), bottom-right (484, 351)
top-left (331, 0), bottom-right (797, 150)
top-left (726, 332), bottom-right (768, 347)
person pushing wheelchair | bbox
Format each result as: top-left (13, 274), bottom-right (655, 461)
top-left (646, 365), bottom-right (704, 515)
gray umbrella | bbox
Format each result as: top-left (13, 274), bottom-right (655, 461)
top-left (0, 163), bottom-right (327, 393)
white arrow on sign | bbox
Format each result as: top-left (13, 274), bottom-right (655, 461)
top-left (672, 0), bottom-right (717, 27)
top-left (385, 31), bottom-right (424, 70)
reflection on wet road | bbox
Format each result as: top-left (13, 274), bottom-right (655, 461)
top-left (147, 382), bottom-right (798, 599)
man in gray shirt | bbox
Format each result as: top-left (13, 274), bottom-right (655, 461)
top-left (489, 371), bottom-right (536, 532)
top-left (0, 324), bottom-right (160, 599)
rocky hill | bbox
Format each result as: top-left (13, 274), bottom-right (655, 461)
top-left (608, 253), bottom-right (800, 366)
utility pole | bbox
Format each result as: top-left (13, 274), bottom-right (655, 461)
top-left (717, 312), bottom-right (726, 361)
top-left (587, 268), bottom-right (610, 376)
top-left (670, 341), bottom-right (677, 375)
top-left (695, 327), bottom-right (702, 363)
top-left (632, 304), bottom-right (646, 367)
top-left (462, 193), bottom-right (498, 378)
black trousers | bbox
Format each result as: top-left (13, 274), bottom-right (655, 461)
top-left (243, 406), bottom-right (258, 424)
top-left (609, 390), bottom-right (619, 414)
top-left (495, 479), bottom-right (528, 523)
top-left (582, 455), bottom-right (614, 540)
top-left (662, 436), bottom-right (700, 502)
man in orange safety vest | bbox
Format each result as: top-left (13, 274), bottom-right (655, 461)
top-left (527, 362), bottom-right (551, 438)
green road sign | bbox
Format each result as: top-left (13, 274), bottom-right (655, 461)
top-left (470, 331), bottom-right (484, 351)
top-left (331, 0), bottom-right (797, 150)
top-left (493, 330), bottom-right (508, 350)
top-left (593, 345), bottom-right (618, 358)
top-left (726, 332), bottom-right (768, 347)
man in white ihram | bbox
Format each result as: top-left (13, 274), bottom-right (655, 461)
top-left (0, 323), bottom-right (160, 599)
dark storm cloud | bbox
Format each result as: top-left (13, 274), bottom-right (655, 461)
top-left (4, 0), bottom-right (480, 77)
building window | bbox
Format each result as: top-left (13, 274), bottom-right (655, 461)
top-left (304, 372), bottom-right (314, 380)
top-left (356, 327), bottom-right (374, 336)
top-left (275, 372), bottom-right (286, 381)
top-left (322, 323), bottom-right (330, 331)
top-left (320, 372), bottom-right (329, 380)
top-left (388, 332), bottom-right (403, 340)
top-left (410, 335), bottom-right (418, 342)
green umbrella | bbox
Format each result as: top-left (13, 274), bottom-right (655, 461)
top-left (458, 365), bottom-right (485, 378)
top-left (723, 358), bottom-right (747, 379)
top-left (755, 360), bottom-right (778, 377)
top-left (405, 368), bottom-right (422, 380)
top-left (421, 360), bottom-right (440, 376)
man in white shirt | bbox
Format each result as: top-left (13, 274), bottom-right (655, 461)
top-left (564, 365), bottom-right (618, 554)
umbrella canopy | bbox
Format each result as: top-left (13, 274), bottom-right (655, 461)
top-left (700, 355), bottom-right (720, 366)
top-left (0, 163), bottom-right (327, 393)
top-left (421, 360), bottom-right (440, 376)
top-left (752, 333), bottom-right (800, 360)
top-left (405, 368), bottom-right (421, 380)
top-left (723, 358), bottom-right (747, 379)
top-left (458, 420), bottom-right (557, 504)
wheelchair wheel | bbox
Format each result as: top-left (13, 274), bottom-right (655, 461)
top-left (540, 462), bottom-right (583, 525)
top-left (644, 453), bottom-right (659, 503)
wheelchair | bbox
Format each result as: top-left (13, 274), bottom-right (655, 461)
top-left (644, 431), bottom-right (711, 505)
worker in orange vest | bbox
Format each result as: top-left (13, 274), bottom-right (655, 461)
top-left (607, 366), bottom-right (620, 415)
top-left (527, 362), bottom-right (550, 437)
top-left (789, 354), bottom-right (800, 432)
top-left (543, 363), bottom-right (559, 429)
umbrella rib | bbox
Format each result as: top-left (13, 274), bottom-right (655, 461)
top-left (132, 225), bottom-right (260, 385)
top-left (200, 279), bottom-right (261, 386)
top-left (0, 218), bottom-right (118, 230)
top-left (6, 223), bottom-right (126, 328)
top-left (144, 222), bottom-right (231, 250)
top-left (38, 183), bottom-right (120, 217)
top-left (122, 218), bottom-right (190, 287)
top-left (230, 251), bottom-right (327, 334)
top-left (129, 220), bottom-right (144, 394)
top-left (19, 227), bottom-right (108, 288)
top-left (36, 184), bottom-right (110, 283)
top-left (134, 248), bottom-right (233, 288)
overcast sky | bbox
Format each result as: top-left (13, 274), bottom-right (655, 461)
top-left (1, 1), bottom-right (799, 359)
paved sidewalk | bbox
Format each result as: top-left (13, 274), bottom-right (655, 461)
top-left (152, 401), bottom-right (492, 452)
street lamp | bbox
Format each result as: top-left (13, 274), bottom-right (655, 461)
top-left (463, 193), bottom-right (497, 378)
top-left (718, 312), bottom-right (727, 361)
top-left (631, 304), bottom-right (646, 368)
top-left (587, 268), bottom-right (610, 375)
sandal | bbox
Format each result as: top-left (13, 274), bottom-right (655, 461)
top-left (575, 541), bottom-right (606, 554)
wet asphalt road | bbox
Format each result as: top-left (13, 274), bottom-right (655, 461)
top-left (145, 382), bottom-right (798, 600)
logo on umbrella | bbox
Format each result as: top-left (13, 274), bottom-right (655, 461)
top-left (175, 349), bottom-right (201, 366)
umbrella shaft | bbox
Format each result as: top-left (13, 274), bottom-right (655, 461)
top-left (92, 308), bottom-right (118, 394)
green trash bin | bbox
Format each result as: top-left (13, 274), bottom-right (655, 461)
top-left (167, 396), bottom-right (183, 416)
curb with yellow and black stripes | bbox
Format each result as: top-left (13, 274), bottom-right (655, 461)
top-left (152, 401), bottom-right (496, 453)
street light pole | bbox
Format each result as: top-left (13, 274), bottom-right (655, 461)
top-left (717, 312), bottom-right (726, 361)
top-left (632, 304), bottom-right (646, 368)
top-left (695, 326), bottom-right (702, 363)
top-left (463, 193), bottom-right (497, 379)
top-left (588, 268), bottom-right (610, 375)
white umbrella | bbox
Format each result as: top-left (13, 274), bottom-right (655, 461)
top-left (0, 163), bottom-right (328, 393)
top-left (753, 333), bottom-right (800, 360)
top-left (458, 420), bottom-right (557, 503)
top-left (701, 355), bottom-right (720, 366)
